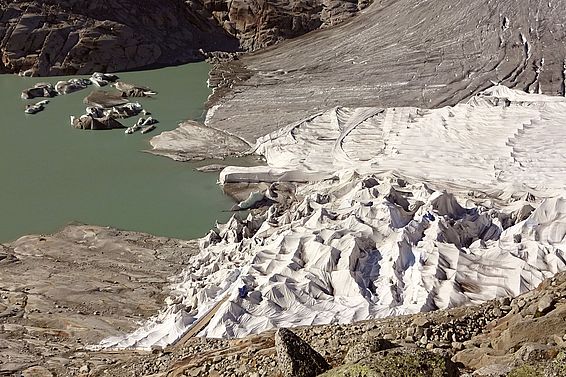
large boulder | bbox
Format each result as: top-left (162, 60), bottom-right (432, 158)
top-left (71, 115), bottom-right (124, 130)
top-left (275, 328), bottom-right (331, 377)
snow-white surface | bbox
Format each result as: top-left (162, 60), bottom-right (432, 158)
top-left (222, 85), bottom-right (566, 197)
top-left (101, 85), bottom-right (566, 349)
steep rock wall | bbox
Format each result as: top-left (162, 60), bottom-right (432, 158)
top-left (0, 0), bottom-right (237, 75)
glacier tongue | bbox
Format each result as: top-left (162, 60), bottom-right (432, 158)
top-left (100, 85), bottom-right (566, 348)
top-left (222, 85), bottom-right (566, 197)
top-left (100, 173), bottom-right (566, 348)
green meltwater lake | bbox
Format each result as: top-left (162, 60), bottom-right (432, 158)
top-left (0, 63), bottom-right (235, 243)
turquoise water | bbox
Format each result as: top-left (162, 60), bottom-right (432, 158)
top-left (0, 63), bottom-right (234, 243)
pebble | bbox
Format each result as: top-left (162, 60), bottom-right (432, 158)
top-left (79, 364), bottom-right (90, 373)
top-left (452, 342), bottom-right (464, 351)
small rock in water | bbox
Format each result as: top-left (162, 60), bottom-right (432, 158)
top-left (24, 102), bottom-right (46, 114)
top-left (114, 81), bottom-right (157, 97)
top-left (55, 78), bottom-right (90, 95)
top-left (196, 164), bottom-right (227, 172)
top-left (90, 72), bottom-right (119, 87)
top-left (142, 116), bottom-right (158, 126)
top-left (21, 83), bottom-right (56, 99)
top-left (71, 114), bottom-right (124, 130)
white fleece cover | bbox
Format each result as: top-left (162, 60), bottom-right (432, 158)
top-left (100, 85), bottom-right (566, 349)
top-left (222, 85), bottom-right (566, 197)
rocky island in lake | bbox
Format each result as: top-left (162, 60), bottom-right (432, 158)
top-left (2, 1), bottom-right (566, 377)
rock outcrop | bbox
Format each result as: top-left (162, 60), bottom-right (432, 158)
top-left (0, 225), bottom-right (199, 376)
top-left (193, 0), bottom-right (372, 51)
top-left (148, 120), bottom-right (250, 161)
top-left (0, 0), bottom-right (238, 76)
top-left (0, 0), bottom-right (369, 76)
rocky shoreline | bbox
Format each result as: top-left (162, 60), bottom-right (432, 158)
top-left (0, 225), bottom-right (200, 376)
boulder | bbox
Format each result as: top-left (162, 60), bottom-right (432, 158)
top-left (471, 364), bottom-right (511, 377)
top-left (536, 294), bottom-right (556, 316)
top-left (21, 366), bottom-right (53, 377)
top-left (21, 83), bottom-right (56, 99)
top-left (84, 90), bottom-right (129, 108)
top-left (71, 115), bottom-right (124, 130)
top-left (275, 328), bottom-right (331, 377)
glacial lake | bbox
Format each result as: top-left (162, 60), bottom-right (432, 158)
top-left (0, 63), bottom-right (235, 243)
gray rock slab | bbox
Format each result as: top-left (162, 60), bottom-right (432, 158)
top-left (148, 120), bottom-right (250, 161)
top-left (0, 224), bottom-right (198, 376)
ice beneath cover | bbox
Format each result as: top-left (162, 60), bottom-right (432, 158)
top-left (100, 85), bottom-right (566, 349)
top-left (222, 85), bottom-right (566, 197)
